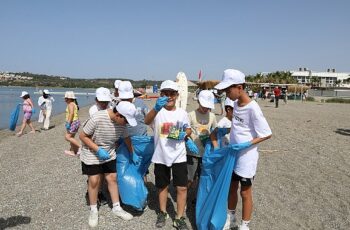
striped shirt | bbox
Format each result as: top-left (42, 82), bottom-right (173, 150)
top-left (80, 110), bottom-right (128, 165)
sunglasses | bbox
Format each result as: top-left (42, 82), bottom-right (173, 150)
top-left (161, 90), bottom-right (178, 97)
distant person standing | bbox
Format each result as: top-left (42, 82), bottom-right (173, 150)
top-left (64, 91), bottom-right (81, 156)
top-left (273, 86), bottom-right (281, 108)
top-left (17, 91), bottom-right (36, 136)
top-left (281, 88), bottom-right (287, 104)
top-left (38, 89), bottom-right (55, 130)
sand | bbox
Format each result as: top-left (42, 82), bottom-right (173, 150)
top-left (0, 95), bottom-right (349, 230)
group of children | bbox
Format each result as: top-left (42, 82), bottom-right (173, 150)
top-left (17, 68), bottom-right (272, 230)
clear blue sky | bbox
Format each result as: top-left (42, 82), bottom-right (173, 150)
top-left (1, 0), bottom-right (349, 80)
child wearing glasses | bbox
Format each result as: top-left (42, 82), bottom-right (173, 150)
top-left (145, 80), bottom-right (198, 230)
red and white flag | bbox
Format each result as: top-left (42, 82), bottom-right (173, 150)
top-left (198, 70), bottom-right (202, 82)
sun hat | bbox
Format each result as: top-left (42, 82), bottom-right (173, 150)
top-left (160, 80), bottom-right (178, 91)
top-left (118, 81), bottom-right (134, 99)
top-left (64, 91), bottom-right (76, 99)
top-left (215, 69), bottom-right (245, 90)
top-left (224, 98), bottom-right (235, 108)
top-left (198, 90), bottom-right (215, 109)
top-left (20, 91), bottom-right (29, 98)
top-left (114, 80), bottom-right (122, 89)
top-left (95, 87), bottom-right (111, 102)
top-left (43, 89), bottom-right (50, 94)
top-left (115, 101), bottom-right (137, 127)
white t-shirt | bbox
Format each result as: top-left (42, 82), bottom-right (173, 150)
top-left (89, 104), bottom-right (100, 117)
top-left (217, 116), bottom-right (231, 147)
top-left (230, 100), bottom-right (272, 178)
top-left (151, 108), bottom-right (190, 166)
top-left (80, 110), bottom-right (128, 165)
top-left (38, 96), bottom-right (54, 110)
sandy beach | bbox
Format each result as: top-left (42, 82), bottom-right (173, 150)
top-left (0, 95), bottom-right (349, 230)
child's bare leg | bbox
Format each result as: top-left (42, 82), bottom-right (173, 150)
top-left (65, 133), bottom-right (81, 153)
top-left (88, 175), bottom-right (101, 205)
top-left (176, 186), bottom-right (187, 218)
top-left (27, 120), bottom-right (35, 132)
top-left (17, 119), bottom-right (27, 135)
top-left (240, 185), bottom-right (253, 221)
top-left (228, 180), bottom-right (239, 210)
top-left (105, 172), bottom-right (120, 203)
top-left (158, 186), bottom-right (168, 212)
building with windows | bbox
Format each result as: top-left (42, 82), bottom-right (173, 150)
top-left (291, 68), bottom-right (350, 87)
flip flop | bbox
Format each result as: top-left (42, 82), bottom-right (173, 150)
top-left (64, 150), bottom-right (76, 157)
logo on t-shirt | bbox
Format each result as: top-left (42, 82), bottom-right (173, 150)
top-left (160, 121), bottom-right (187, 139)
top-left (233, 114), bottom-right (244, 123)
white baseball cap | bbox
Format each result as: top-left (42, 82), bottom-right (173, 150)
top-left (95, 87), bottom-right (111, 102)
top-left (215, 69), bottom-right (245, 90)
top-left (115, 101), bottom-right (137, 127)
top-left (198, 90), bottom-right (215, 109)
top-left (43, 89), bottom-right (50, 94)
top-left (64, 91), bottom-right (76, 99)
top-left (224, 98), bottom-right (235, 108)
top-left (114, 80), bottom-right (122, 88)
top-left (118, 81), bottom-right (134, 99)
top-left (160, 80), bottom-right (178, 91)
top-left (20, 91), bottom-right (29, 98)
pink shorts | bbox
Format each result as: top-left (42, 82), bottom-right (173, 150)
top-left (24, 112), bottom-right (32, 120)
top-left (68, 120), bottom-right (80, 134)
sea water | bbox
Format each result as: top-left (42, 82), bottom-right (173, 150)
top-left (0, 86), bottom-right (96, 130)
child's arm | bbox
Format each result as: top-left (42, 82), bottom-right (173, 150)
top-left (251, 135), bottom-right (272, 145)
top-left (28, 99), bottom-right (34, 108)
top-left (124, 136), bottom-right (134, 153)
top-left (79, 131), bottom-right (98, 152)
top-left (144, 109), bottom-right (157, 125)
top-left (210, 128), bottom-right (219, 149)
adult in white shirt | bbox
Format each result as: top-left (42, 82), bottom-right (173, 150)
top-left (38, 89), bottom-right (54, 130)
top-left (214, 69), bottom-right (272, 230)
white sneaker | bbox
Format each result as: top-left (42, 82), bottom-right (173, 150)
top-left (88, 211), bottom-right (98, 228)
top-left (238, 224), bottom-right (249, 230)
top-left (112, 208), bottom-right (133, 220)
top-left (223, 213), bottom-right (237, 230)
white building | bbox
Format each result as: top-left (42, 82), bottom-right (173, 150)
top-left (291, 68), bottom-right (350, 87)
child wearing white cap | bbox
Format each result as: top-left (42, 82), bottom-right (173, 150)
top-left (210, 98), bottom-right (235, 149)
top-left (118, 81), bottom-right (149, 137)
top-left (110, 79), bottom-right (122, 109)
top-left (38, 89), bottom-right (55, 130)
top-left (64, 91), bottom-right (81, 156)
top-left (79, 101), bottom-right (137, 227)
top-left (17, 91), bottom-right (36, 136)
top-left (144, 80), bottom-right (196, 229)
top-left (214, 69), bottom-right (272, 230)
top-left (187, 90), bottom-right (217, 198)
top-left (89, 87), bottom-right (111, 117)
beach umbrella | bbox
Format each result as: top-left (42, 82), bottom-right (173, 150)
top-left (9, 104), bottom-right (21, 131)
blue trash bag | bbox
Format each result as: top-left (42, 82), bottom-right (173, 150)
top-left (196, 141), bottom-right (237, 230)
top-left (116, 136), bottom-right (154, 211)
top-left (9, 104), bottom-right (21, 131)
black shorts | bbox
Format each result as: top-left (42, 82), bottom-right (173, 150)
top-left (231, 171), bottom-right (254, 187)
top-left (82, 160), bottom-right (116, 176)
top-left (154, 162), bottom-right (188, 188)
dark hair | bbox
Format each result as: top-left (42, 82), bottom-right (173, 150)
top-left (74, 99), bottom-right (79, 110)
top-left (43, 94), bottom-right (49, 99)
top-left (22, 94), bottom-right (30, 99)
top-left (224, 105), bottom-right (233, 113)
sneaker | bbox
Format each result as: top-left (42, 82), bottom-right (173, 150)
top-left (88, 211), bottom-right (98, 228)
top-left (238, 224), bottom-right (249, 230)
top-left (223, 212), bottom-right (237, 230)
top-left (155, 211), bottom-right (169, 228)
top-left (112, 207), bottom-right (133, 221)
top-left (173, 216), bottom-right (189, 230)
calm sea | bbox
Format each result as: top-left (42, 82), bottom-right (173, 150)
top-left (0, 86), bottom-right (96, 130)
